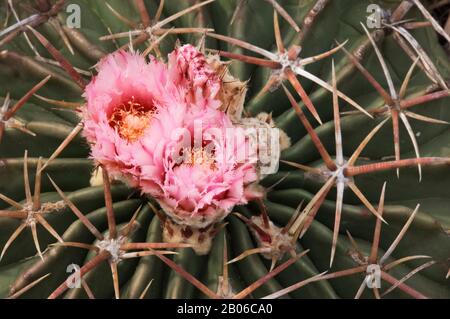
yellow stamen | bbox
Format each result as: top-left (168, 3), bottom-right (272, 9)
top-left (109, 97), bottom-right (154, 142)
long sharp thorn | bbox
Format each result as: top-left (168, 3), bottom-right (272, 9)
top-left (222, 233), bottom-right (229, 295)
top-left (27, 26), bottom-right (86, 89)
top-left (142, 27), bottom-right (173, 57)
top-left (332, 60), bottom-right (343, 165)
top-left (400, 90), bottom-right (450, 110)
top-left (0, 9), bottom-right (40, 38)
top-left (121, 242), bottom-right (192, 250)
top-left (8, 273), bottom-right (51, 299)
top-left (154, 251), bottom-right (219, 299)
top-left (135, 0), bottom-right (151, 27)
top-left (373, 287), bottom-right (381, 299)
top-left (294, 67), bottom-right (373, 118)
top-left (23, 150), bottom-right (32, 203)
top-left (213, 50), bottom-right (280, 68)
top-left (255, 75), bottom-right (281, 99)
top-left (206, 33), bottom-right (277, 60)
top-left (404, 111), bottom-right (450, 124)
top-left (41, 122), bottom-right (83, 172)
top-left (139, 279), bottom-right (154, 299)
top-left (110, 261), bottom-right (120, 299)
top-left (153, 0), bottom-right (216, 30)
top-left (369, 182), bottom-right (387, 264)
top-left (234, 250), bottom-right (310, 299)
top-left (100, 30), bottom-right (142, 41)
top-left (31, 222), bottom-right (43, 260)
top-left (383, 255), bottom-right (431, 271)
top-left (157, 27), bottom-right (214, 35)
top-left (105, 2), bottom-right (137, 28)
top-left (298, 182), bottom-right (333, 239)
top-left (269, 256), bottom-right (278, 272)
top-left (0, 123), bottom-right (4, 143)
top-left (230, 0), bottom-right (246, 26)
top-left (380, 204), bottom-right (420, 265)
top-left (0, 210), bottom-right (27, 218)
top-left (81, 280), bottom-right (95, 299)
top-left (399, 57), bottom-right (420, 99)
top-left (0, 193), bottom-right (23, 209)
top-left (361, 23), bottom-right (398, 100)
top-left (35, 214), bottom-right (63, 243)
top-left (340, 44), bottom-right (393, 105)
top-left (411, 0), bottom-right (450, 45)
top-left (399, 112), bottom-right (422, 181)
top-left (317, 265), bottom-right (366, 281)
top-left (102, 167), bottom-right (117, 239)
top-left (297, 0), bottom-right (330, 42)
top-left (262, 271), bottom-right (327, 299)
top-left (50, 19), bottom-right (74, 55)
top-left (48, 175), bottom-right (104, 240)
top-left (7, 0), bottom-right (40, 57)
top-left (121, 250), bottom-right (178, 259)
top-left (381, 268), bottom-right (431, 299)
top-left (280, 160), bottom-right (322, 174)
top-left (289, 176), bottom-right (336, 239)
top-left (56, 242), bottom-right (99, 251)
top-left (282, 84), bottom-right (335, 170)
top-left (155, 0), bottom-right (165, 23)
top-left (147, 201), bottom-right (167, 224)
top-left (9, 123), bottom-right (36, 137)
top-left (256, 199), bottom-right (270, 229)
top-left (285, 68), bottom-right (323, 124)
top-left (3, 75), bottom-right (51, 120)
top-left (33, 94), bottom-right (82, 110)
top-left (301, 41), bottom-right (348, 66)
top-left (32, 157), bottom-right (43, 211)
top-left (354, 279), bottom-right (367, 299)
top-left (330, 180), bottom-right (344, 267)
top-left (0, 223), bottom-right (27, 261)
top-left (282, 200), bottom-right (304, 234)
top-left (233, 213), bottom-right (272, 242)
top-left (265, 0), bottom-right (300, 32)
top-left (273, 10), bottom-right (285, 53)
top-left (347, 182), bottom-right (387, 224)
top-left (1, 90), bottom-right (11, 112)
top-left (227, 247), bottom-right (271, 265)
top-left (265, 172), bottom-right (291, 193)
top-left (121, 204), bottom-right (143, 237)
top-left (346, 230), bottom-right (365, 263)
top-left (391, 108), bottom-right (401, 178)
top-left (347, 157), bottom-right (450, 176)
top-left (48, 250), bottom-right (110, 299)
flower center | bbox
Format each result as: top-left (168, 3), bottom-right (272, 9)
top-left (183, 146), bottom-right (216, 170)
top-left (109, 97), bottom-right (155, 142)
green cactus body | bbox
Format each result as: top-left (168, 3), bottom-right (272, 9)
top-left (0, 0), bottom-right (449, 299)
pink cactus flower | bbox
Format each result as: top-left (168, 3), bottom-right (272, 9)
top-left (82, 50), bottom-right (187, 188)
top-left (149, 112), bottom-right (262, 227)
top-left (82, 47), bottom-right (261, 228)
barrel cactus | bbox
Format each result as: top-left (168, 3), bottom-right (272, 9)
top-left (0, 0), bottom-right (449, 299)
